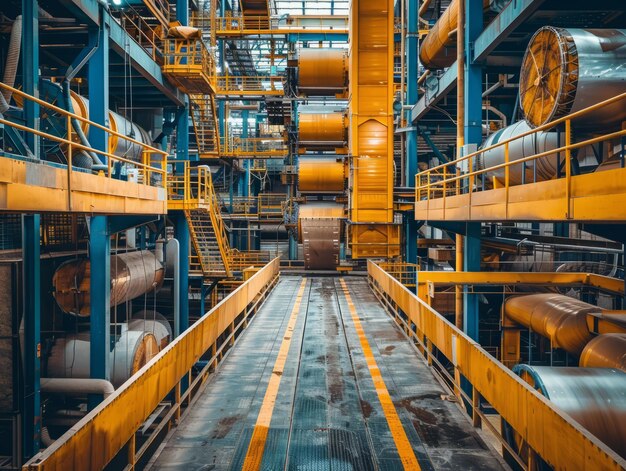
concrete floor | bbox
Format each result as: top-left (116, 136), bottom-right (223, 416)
top-left (148, 276), bottom-right (507, 470)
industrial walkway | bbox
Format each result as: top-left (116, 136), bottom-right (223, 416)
top-left (148, 276), bottom-right (505, 470)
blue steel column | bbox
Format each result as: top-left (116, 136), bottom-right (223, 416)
top-left (462, 0), bottom-right (482, 340)
top-left (88, 18), bottom-right (109, 157)
top-left (176, 0), bottom-right (190, 162)
top-left (89, 216), bottom-right (110, 408)
top-left (22, 215), bottom-right (40, 458)
top-left (23, 0), bottom-right (39, 158)
top-left (174, 213), bottom-right (190, 333)
top-left (404, 0), bottom-right (419, 265)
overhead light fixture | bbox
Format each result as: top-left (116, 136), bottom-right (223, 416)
top-left (111, 0), bottom-right (122, 5)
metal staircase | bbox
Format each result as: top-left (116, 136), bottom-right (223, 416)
top-left (185, 208), bottom-right (231, 278)
top-left (190, 94), bottom-right (220, 158)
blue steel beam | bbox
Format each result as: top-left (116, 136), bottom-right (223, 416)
top-left (174, 213), bottom-right (190, 334)
top-left (89, 216), bottom-right (110, 408)
top-left (22, 215), bottom-right (41, 459)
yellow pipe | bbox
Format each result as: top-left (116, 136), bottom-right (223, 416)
top-left (419, 0), bottom-right (490, 69)
top-left (580, 334), bottom-right (626, 371)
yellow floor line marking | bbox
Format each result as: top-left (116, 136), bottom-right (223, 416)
top-left (242, 277), bottom-right (307, 471)
top-left (339, 278), bottom-right (422, 471)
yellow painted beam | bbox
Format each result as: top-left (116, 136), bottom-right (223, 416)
top-left (0, 158), bottom-right (167, 214)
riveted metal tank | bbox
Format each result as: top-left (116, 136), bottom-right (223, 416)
top-left (478, 121), bottom-right (563, 185)
top-left (503, 293), bottom-right (597, 355)
top-left (298, 156), bottom-right (345, 194)
top-left (520, 27), bottom-right (626, 129)
top-left (297, 112), bottom-right (347, 149)
top-left (298, 48), bottom-right (348, 96)
top-left (47, 330), bottom-right (158, 387)
top-left (53, 250), bottom-right (165, 317)
top-left (580, 333), bottom-right (626, 372)
top-left (510, 365), bottom-right (626, 460)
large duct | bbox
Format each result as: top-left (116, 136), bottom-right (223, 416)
top-left (47, 329), bottom-right (158, 388)
top-left (503, 293), bottom-right (597, 355)
top-left (580, 334), bottom-right (626, 372)
top-left (1, 16), bottom-right (22, 108)
top-left (419, 0), bottom-right (491, 69)
top-left (510, 365), bottom-right (626, 460)
top-left (477, 121), bottom-right (563, 185)
top-left (298, 156), bottom-right (345, 194)
top-left (52, 250), bottom-right (165, 317)
top-left (297, 112), bottom-right (347, 149)
top-left (297, 49), bottom-right (348, 96)
top-left (520, 27), bottom-right (626, 129)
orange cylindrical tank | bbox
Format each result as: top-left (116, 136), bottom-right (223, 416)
top-left (298, 112), bottom-right (347, 149)
top-left (580, 334), bottom-right (626, 372)
top-left (298, 156), bottom-right (345, 194)
top-left (298, 48), bottom-right (348, 95)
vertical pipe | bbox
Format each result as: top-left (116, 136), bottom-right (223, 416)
top-left (176, 0), bottom-right (190, 162)
top-left (23, 0), bottom-right (39, 158)
top-left (454, 0), bottom-right (465, 330)
top-left (89, 216), bottom-right (110, 409)
top-left (87, 22), bottom-right (109, 163)
top-left (22, 214), bottom-right (40, 458)
top-left (174, 213), bottom-right (190, 334)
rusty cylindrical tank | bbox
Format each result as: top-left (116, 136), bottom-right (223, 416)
top-left (580, 333), bottom-right (626, 372)
top-left (297, 48), bottom-right (348, 96)
top-left (53, 250), bottom-right (165, 316)
top-left (298, 156), bottom-right (345, 194)
top-left (297, 112), bottom-right (347, 149)
top-left (520, 27), bottom-right (626, 129)
top-left (503, 293), bottom-right (597, 355)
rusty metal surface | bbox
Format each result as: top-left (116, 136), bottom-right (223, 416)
top-left (301, 218), bottom-right (341, 270)
top-left (149, 277), bottom-right (505, 470)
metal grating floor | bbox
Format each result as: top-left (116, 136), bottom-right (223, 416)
top-left (148, 276), bottom-right (506, 470)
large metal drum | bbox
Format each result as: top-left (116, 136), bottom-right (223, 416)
top-left (298, 49), bottom-right (348, 96)
top-left (478, 121), bottom-right (563, 185)
top-left (47, 330), bottom-right (158, 387)
top-left (298, 156), bottom-right (345, 194)
top-left (509, 365), bottom-right (626, 461)
top-left (297, 112), bottom-right (347, 149)
top-left (520, 27), bottom-right (626, 129)
top-left (53, 250), bottom-right (165, 316)
top-left (580, 333), bottom-right (626, 372)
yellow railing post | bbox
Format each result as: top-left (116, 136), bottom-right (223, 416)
top-left (504, 142), bottom-right (510, 218)
top-left (66, 114), bottom-right (73, 211)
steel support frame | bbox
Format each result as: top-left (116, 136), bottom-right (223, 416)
top-left (174, 212), bottom-right (190, 334)
top-left (22, 214), bottom-right (41, 459)
top-left (88, 16), bottom-right (109, 157)
top-left (462, 0), bottom-right (483, 341)
top-left (23, 0), bottom-right (39, 158)
top-left (89, 216), bottom-right (111, 408)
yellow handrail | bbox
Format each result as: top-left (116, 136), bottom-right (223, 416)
top-left (368, 261), bottom-right (626, 470)
top-left (23, 258), bottom-right (280, 471)
top-left (0, 81), bottom-right (167, 190)
top-left (415, 92), bottom-right (626, 201)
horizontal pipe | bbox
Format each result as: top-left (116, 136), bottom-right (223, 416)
top-left (41, 378), bottom-right (115, 398)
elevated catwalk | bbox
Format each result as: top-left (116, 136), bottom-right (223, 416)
top-left (148, 277), bottom-right (505, 470)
